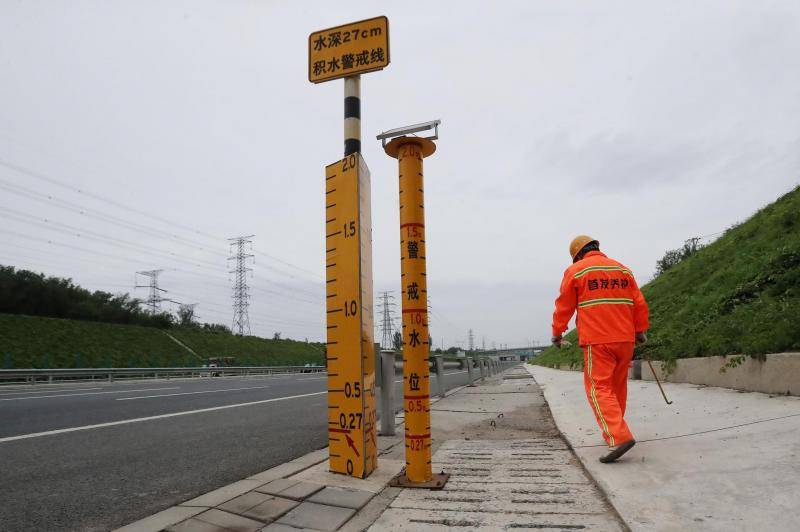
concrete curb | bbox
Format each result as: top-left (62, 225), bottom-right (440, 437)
top-left (642, 352), bottom-right (800, 396)
top-left (542, 352), bottom-right (800, 397)
top-left (115, 449), bottom-right (330, 531)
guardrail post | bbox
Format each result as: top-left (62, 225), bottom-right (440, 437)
top-left (380, 350), bottom-right (396, 436)
top-left (435, 355), bottom-right (446, 397)
top-left (108, 373), bottom-right (113, 383)
top-left (48, 375), bottom-right (53, 384)
top-left (466, 356), bottom-right (475, 386)
top-left (479, 358), bottom-right (486, 380)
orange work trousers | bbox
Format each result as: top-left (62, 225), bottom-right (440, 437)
top-left (582, 342), bottom-right (635, 447)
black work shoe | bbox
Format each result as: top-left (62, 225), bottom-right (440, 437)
top-left (599, 439), bottom-right (636, 463)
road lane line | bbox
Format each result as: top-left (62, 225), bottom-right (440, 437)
top-left (0, 387), bottom-right (104, 397)
top-left (116, 385), bottom-right (270, 401)
top-left (0, 387), bottom-right (180, 401)
top-left (0, 390), bottom-right (327, 444)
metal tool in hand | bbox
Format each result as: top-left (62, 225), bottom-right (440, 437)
top-left (646, 358), bottom-right (673, 405)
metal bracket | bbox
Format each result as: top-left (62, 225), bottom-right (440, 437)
top-left (376, 119), bottom-right (441, 149)
top-left (388, 470), bottom-right (450, 490)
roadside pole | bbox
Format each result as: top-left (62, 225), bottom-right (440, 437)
top-left (466, 356), bottom-right (475, 386)
top-left (435, 355), bottom-right (446, 397)
top-left (378, 121), bottom-right (447, 489)
top-left (380, 350), bottom-right (396, 436)
top-left (310, 16), bottom-right (390, 480)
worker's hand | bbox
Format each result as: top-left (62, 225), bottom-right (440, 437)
top-left (635, 331), bottom-right (648, 345)
top-left (551, 335), bottom-right (563, 348)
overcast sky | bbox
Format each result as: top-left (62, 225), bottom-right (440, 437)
top-left (1, 1), bottom-right (798, 348)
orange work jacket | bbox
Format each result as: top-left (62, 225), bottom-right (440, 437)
top-left (552, 251), bottom-right (649, 346)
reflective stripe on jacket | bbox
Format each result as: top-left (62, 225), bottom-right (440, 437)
top-left (551, 250), bottom-right (649, 346)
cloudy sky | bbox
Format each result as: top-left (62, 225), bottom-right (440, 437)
top-left (1, 1), bottom-right (798, 348)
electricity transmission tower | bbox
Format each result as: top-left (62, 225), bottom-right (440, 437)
top-left (468, 329), bottom-right (475, 352)
top-left (378, 291), bottom-right (396, 349)
top-left (228, 235), bottom-right (254, 336)
top-left (135, 270), bottom-right (166, 314)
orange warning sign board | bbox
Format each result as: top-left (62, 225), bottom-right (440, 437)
top-left (309, 16), bottom-right (390, 83)
top-left (325, 153), bottom-right (377, 478)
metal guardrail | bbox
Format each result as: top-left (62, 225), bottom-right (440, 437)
top-left (0, 365), bottom-right (326, 385)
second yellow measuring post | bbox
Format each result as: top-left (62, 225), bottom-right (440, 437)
top-left (384, 134), bottom-right (448, 489)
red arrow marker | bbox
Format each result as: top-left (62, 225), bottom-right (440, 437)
top-left (345, 433), bottom-right (360, 457)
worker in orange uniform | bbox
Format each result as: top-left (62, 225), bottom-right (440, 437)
top-left (551, 236), bottom-right (649, 463)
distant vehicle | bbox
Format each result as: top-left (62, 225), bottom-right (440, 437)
top-left (207, 357), bottom-right (235, 377)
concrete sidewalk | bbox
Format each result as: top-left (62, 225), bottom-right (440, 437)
top-left (117, 365), bottom-right (625, 531)
top-left (527, 364), bottom-right (800, 532)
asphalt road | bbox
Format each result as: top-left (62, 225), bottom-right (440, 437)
top-left (0, 368), bottom-right (471, 532)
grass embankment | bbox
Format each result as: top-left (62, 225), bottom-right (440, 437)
top-left (534, 185), bottom-right (800, 369)
top-left (0, 313), bottom-right (324, 368)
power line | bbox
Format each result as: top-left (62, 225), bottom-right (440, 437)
top-left (0, 159), bottom-right (325, 283)
top-left (228, 235), bottom-right (254, 336)
top-left (0, 156), bottom-right (222, 244)
top-left (0, 187), bottom-right (323, 287)
top-left (0, 206), bottom-right (228, 273)
top-left (253, 247), bottom-right (324, 281)
top-left (0, 177), bottom-right (219, 253)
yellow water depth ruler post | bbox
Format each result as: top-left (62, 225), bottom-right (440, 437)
top-left (311, 15), bottom-right (388, 479)
top-left (378, 120), bottom-right (448, 489)
top-left (325, 154), bottom-right (377, 478)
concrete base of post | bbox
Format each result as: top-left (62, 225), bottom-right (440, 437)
top-left (388, 471), bottom-right (449, 490)
top-left (380, 350), bottom-right (396, 436)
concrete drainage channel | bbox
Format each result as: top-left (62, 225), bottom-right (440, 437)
top-left (374, 442), bottom-right (624, 530)
top-left (501, 366), bottom-right (537, 385)
top-left (369, 365), bottom-right (626, 531)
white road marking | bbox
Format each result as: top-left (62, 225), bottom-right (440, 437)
top-left (0, 391), bottom-right (327, 444)
top-left (0, 387), bottom-right (104, 397)
top-left (116, 385), bottom-right (270, 401)
top-left (0, 387), bottom-right (180, 401)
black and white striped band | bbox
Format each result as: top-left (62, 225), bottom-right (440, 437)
top-left (344, 76), bottom-right (361, 156)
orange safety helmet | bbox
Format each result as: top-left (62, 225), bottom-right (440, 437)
top-left (569, 235), bottom-right (598, 261)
